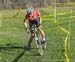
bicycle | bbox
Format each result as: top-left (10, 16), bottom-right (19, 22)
top-left (33, 24), bottom-right (44, 56)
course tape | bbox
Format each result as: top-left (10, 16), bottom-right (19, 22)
top-left (3, 15), bottom-right (75, 21)
top-left (59, 26), bottom-right (70, 34)
top-left (59, 26), bottom-right (70, 62)
top-left (42, 11), bottom-right (75, 17)
top-left (64, 34), bottom-right (70, 62)
top-left (43, 15), bottom-right (75, 21)
top-left (3, 11), bottom-right (75, 21)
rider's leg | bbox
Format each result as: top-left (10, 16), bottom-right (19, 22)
top-left (38, 26), bottom-right (46, 41)
top-left (28, 33), bottom-right (34, 48)
top-left (27, 23), bottom-right (35, 48)
top-left (35, 17), bottom-right (46, 41)
top-left (38, 26), bottom-right (46, 49)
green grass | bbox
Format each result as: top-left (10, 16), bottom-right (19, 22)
top-left (0, 7), bottom-right (75, 62)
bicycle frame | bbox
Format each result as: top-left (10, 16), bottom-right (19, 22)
top-left (33, 24), bottom-right (43, 56)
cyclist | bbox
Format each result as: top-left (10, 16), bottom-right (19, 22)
top-left (24, 8), bottom-right (46, 49)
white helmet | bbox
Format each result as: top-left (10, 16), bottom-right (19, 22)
top-left (26, 8), bottom-right (34, 14)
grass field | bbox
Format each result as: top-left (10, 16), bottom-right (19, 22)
top-left (0, 7), bottom-right (75, 62)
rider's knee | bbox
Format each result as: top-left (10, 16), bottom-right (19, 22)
top-left (31, 33), bottom-right (35, 37)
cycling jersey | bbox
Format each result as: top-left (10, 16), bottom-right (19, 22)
top-left (25, 10), bottom-right (40, 22)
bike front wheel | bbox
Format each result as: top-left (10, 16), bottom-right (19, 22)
top-left (37, 34), bottom-right (43, 56)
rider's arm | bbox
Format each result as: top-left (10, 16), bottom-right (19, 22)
top-left (37, 10), bottom-right (42, 25)
top-left (24, 18), bottom-right (30, 33)
top-left (24, 18), bottom-right (28, 29)
top-left (39, 17), bottom-right (42, 24)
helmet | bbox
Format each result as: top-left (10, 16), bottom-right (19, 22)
top-left (26, 8), bottom-right (34, 14)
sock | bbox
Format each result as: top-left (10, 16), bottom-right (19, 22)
top-left (43, 38), bottom-right (46, 41)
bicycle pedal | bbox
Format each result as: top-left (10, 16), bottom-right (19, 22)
top-left (41, 41), bottom-right (45, 44)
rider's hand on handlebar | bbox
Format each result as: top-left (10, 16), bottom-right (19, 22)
top-left (26, 28), bottom-right (30, 33)
top-left (25, 28), bottom-right (30, 33)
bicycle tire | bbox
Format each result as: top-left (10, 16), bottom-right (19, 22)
top-left (37, 32), bottom-right (43, 56)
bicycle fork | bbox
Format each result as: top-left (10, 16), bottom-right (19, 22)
top-left (34, 33), bottom-right (39, 48)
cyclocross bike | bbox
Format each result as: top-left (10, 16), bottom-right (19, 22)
top-left (33, 24), bottom-right (44, 56)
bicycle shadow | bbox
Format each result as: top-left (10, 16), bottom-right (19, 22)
top-left (12, 49), bottom-right (26, 62)
top-left (0, 43), bottom-right (40, 62)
